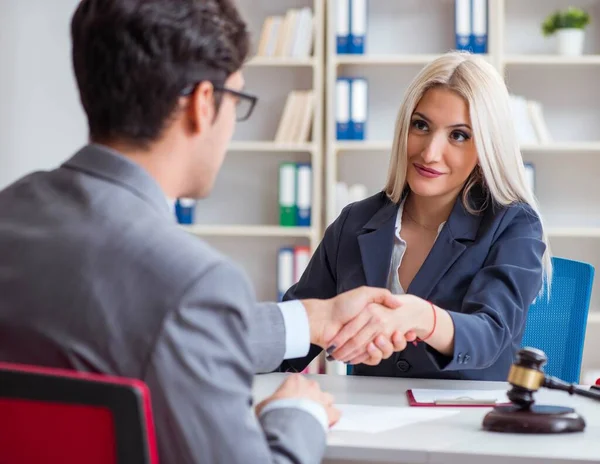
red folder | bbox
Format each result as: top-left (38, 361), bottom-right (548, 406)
top-left (406, 389), bottom-right (511, 408)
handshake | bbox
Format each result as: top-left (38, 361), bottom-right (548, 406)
top-left (257, 287), bottom-right (437, 427)
top-left (303, 286), bottom-right (434, 366)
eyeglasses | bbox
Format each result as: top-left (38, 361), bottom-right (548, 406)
top-left (180, 84), bottom-right (258, 122)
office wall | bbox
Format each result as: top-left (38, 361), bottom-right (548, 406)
top-left (0, 0), bottom-right (86, 189)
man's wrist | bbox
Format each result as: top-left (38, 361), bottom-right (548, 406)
top-left (300, 298), bottom-right (331, 348)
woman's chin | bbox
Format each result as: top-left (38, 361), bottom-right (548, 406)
top-left (407, 179), bottom-right (444, 198)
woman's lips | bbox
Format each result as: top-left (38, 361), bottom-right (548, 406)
top-left (413, 163), bottom-right (444, 178)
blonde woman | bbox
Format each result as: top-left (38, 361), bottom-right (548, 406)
top-left (279, 51), bottom-right (551, 381)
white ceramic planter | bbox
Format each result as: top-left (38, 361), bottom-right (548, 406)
top-left (556, 28), bottom-right (585, 56)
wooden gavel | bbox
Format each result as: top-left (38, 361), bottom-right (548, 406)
top-left (506, 347), bottom-right (600, 410)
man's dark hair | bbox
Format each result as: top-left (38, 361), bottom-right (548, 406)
top-left (71, 0), bottom-right (249, 147)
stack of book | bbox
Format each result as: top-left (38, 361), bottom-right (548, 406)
top-left (509, 94), bottom-right (552, 145)
top-left (255, 7), bottom-right (314, 58)
top-left (275, 90), bottom-right (315, 143)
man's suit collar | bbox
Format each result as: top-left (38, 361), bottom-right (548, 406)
top-left (63, 144), bottom-right (173, 220)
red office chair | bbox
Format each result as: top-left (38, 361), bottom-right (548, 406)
top-left (0, 362), bottom-right (159, 464)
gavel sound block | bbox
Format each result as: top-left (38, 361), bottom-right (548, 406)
top-left (483, 347), bottom-right (586, 433)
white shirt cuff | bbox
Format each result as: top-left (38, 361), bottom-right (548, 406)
top-left (277, 300), bottom-right (310, 359)
top-left (258, 398), bottom-right (328, 433)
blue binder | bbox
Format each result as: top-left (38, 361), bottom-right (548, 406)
top-left (455, 0), bottom-right (472, 51)
top-left (471, 0), bottom-right (488, 54)
top-left (336, 0), bottom-right (350, 54)
top-left (349, 0), bottom-right (367, 54)
top-left (295, 163), bottom-right (312, 227)
top-left (336, 78), bottom-right (351, 140)
top-left (350, 78), bottom-right (367, 140)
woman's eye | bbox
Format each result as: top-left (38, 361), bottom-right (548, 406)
top-left (411, 119), bottom-right (428, 131)
top-left (450, 130), bottom-right (470, 142)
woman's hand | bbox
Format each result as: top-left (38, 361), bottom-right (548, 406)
top-left (326, 294), bottom-right (435, 365)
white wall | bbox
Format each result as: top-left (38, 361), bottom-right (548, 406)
top-left (0, 0), bottom-right (87, 189)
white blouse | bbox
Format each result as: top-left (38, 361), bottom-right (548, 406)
top-left (386, 198), bottom-right (446, 295)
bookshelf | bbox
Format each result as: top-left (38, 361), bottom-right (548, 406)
top-left (182, 225), bottom-right (314, 238)
top-left (325, 0), bottom-right (600, 377)
top-left (188, 0), bottom-right (324, 302)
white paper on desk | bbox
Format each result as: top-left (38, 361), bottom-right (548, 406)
top-left (331, 404), bottom-right (458, 434)
top-left (411, 389), bottom-right (509, 404)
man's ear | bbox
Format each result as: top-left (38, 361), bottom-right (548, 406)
top-left (186, 81), bottom-right (215, 134)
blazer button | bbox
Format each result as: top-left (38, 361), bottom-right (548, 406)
top-left (396, 359), bottom-right (411, 372)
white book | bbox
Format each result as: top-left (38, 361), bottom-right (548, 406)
top-left (264, 17), bottom-right (282, 57)
top-left (290, 7), bottom-right (313, 58)
top-left (256, 16), bottom-right (273, 56)
top-left (277, 247), bottom-right (295, 301)
top-left (293, 246), bottom-right (311, 283)
top-left (295, 91), bottom-right (315, 143)
top-left (275, 92), bottom-right (298, 142)
top-left (509, 95), bottom-right (538, 145)
top-left (524, 163), bottom-right (535, 195)
top-left (348, 183), bottom-right (368, 203)
top-left (527, 100), bottom-right (553, 144)
top-left (276, 9), bottom-right (299, 57)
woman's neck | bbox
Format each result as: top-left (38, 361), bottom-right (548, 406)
top-left (403, 192), bottom-right (457, 230)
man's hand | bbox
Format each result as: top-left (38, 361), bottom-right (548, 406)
top-left (255, 374), bottom-right (341, 428)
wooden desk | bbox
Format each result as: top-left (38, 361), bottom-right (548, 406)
top-left (253, 373), bottom-right (600, 464)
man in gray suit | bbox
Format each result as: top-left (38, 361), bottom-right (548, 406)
top-left (0, 1), bottom-right (408, 463)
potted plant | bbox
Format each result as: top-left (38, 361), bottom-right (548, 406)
top-left (542, 7), bottom-right (591, 56)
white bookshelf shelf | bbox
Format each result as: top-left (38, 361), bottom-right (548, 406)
top-left (245, 56), bottom-right (316, 67)
top-left (332, 141), bottom-right (600, 154)
top-left (181, 225), bottom-right (314, 238)
top-left (335, 54), bottom-right (443, 66)
top-left (335, 54), bottom-right (491, 67)
top-left (520, 142), bottom-right (600, 153)
top-left (229, 141), bottom-right (316, 152)
top-left (504, 55), bottom-right (600, 66)
top-left (333, 141), bottom-right (390, 152)
top-left (547, 228), bottom-right (600, 238)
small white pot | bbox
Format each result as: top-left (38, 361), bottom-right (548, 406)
top-left (556, 28), bottom-right (585, 56)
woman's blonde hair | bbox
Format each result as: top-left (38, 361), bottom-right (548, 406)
top-left (383, 51), bottom-right (552, 287)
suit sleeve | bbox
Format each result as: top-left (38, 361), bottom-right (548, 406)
top-left (277, 205), bottom-right (353, 373)
top-left (142, 262), bottom-right (326, 464)
top-left (427, 205), bottom-right (546, 371)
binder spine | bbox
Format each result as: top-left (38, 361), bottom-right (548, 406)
top-left (350, 78), bottom-right (367, 140)
top-left (335, 0), bottom-right (350, 54)
top-left (336, 78), bottom-right (351, 140)
top-left (279, 163), bottom-right (297, 226)
top-left (349, 0), bottom-right (367, 54)
top-left (295, 163), bottom-right (312, 227)
top-left (471, 0), bottom-right (488, 54)
top-left (277, 247), bottom-right (294, 301)
top-left (455, 0), bottom-right (472, 51)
